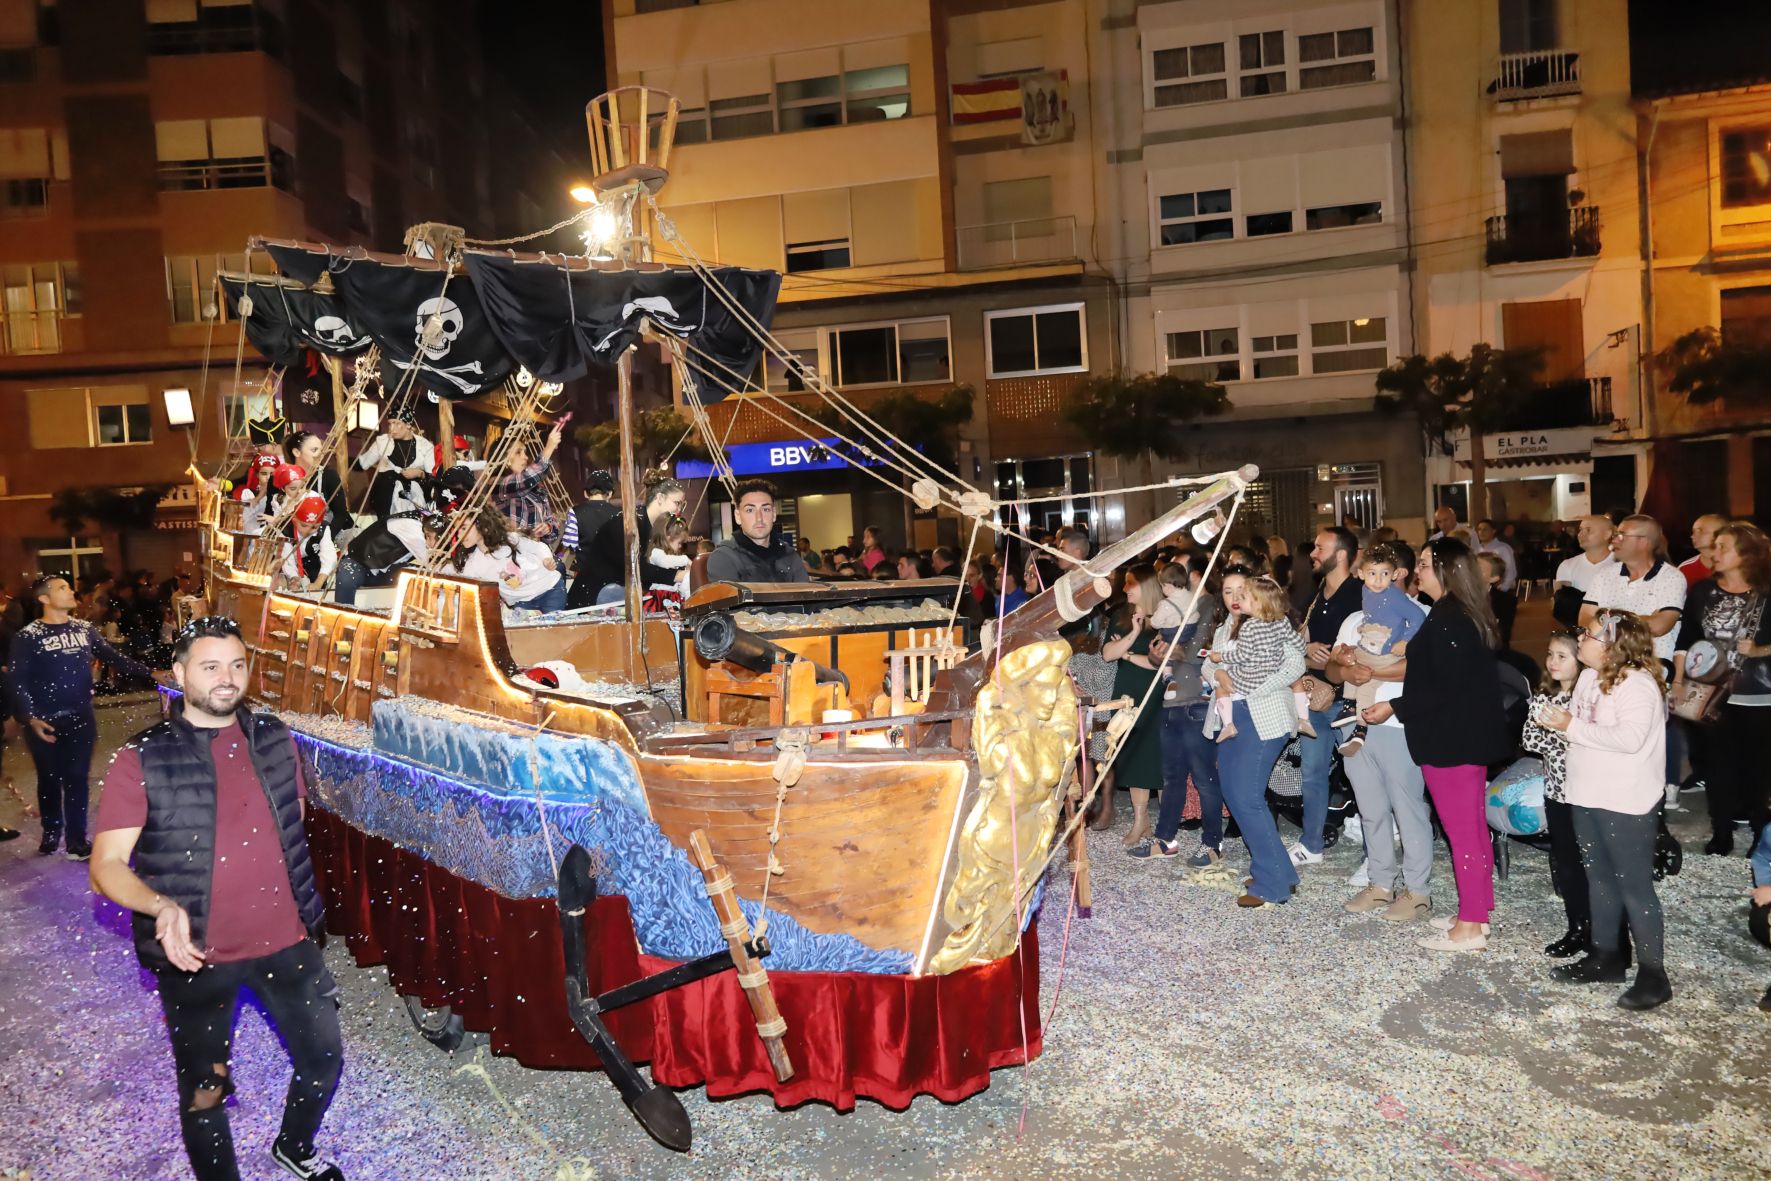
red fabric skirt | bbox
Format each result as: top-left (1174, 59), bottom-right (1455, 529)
top-left (306, 808), bottom-right (1042, 1109)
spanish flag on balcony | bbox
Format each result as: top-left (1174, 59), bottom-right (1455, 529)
top-left (951, 71), bottom-right (1073, 145)
top-left (951, 77), bottom-right (1024, 125)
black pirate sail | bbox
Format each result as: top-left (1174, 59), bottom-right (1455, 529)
top-left (219, 276), bottom-right (375, 366)
top-left (263, 243), bottom-right (516, 400)
top-left (462, 254), bottom-right (780, 398)
top-left (239, 241), bottom-right (780, 401)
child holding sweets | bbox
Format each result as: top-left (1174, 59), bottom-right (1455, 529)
top-left (1536, 611), bottom-right (1672, 1011)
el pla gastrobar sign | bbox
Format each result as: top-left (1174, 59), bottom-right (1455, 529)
top-left (1453, 428), bottom-right (1596, 462)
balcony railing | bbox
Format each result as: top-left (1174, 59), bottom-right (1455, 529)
top-left (156, 151), bottom-right (296, 194)
top-left (955, 215), bottom-right (1078, 271)
top-left (1485, 206), bottom-right (1600, 265)
top-left (1493, 49), bottom-right (1581, 100)
top-left (0, 310), bottom-right (65, 356)
top-left (1496, 376), bottom-right (1614, 431)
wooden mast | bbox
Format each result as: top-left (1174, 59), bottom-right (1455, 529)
top-left (616, 348), bottom-right (644, 630)
top-left (584, 85), bottom-right (680, 634)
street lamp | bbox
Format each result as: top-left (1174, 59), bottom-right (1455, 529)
top-left (163, 387), bottom-right (195, 428)
top-left (568, 182), bottom-right (596, 204)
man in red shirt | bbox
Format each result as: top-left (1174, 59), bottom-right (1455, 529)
top-left (1679, 513), bottom-right (1725, 587)
top-left (90, 617), bottom-right (344, 1181)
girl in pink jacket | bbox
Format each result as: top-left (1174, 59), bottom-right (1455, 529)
top-left (1537, 611), bottom-right (1671, 1011)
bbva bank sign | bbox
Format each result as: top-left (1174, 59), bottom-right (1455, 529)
top-left (676, 437), bottom-right (880, 480)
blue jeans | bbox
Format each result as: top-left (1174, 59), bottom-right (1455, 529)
top-left (23, 710), bottom-right (97, 844)
top-left (1664, 717), bottom-right (1686, 786)
top-left (1296, 706), bottom-right (1339, 853)
top-left (1155, 700), bottom-right (1224, 848)
top-left (334, 557), bottom-right (399, 605)
top-left (519, 580), bottom-right (567, 612)
top-left (1752, 821), bottom-right (1771, 889)
top-left (1218, 701), bottom-right (1299, 903)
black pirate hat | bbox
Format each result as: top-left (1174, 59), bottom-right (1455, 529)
top-left (247, 414), bottom-right (289, 447)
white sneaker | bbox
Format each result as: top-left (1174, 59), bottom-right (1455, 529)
top-left (1347, 858), bottom-right (1371, 888)
top-left (1341, 815), bottom-right (1364, 845)
top-left (1287, 842), bottom-right (1324, 867)
top-left (1663, 783), bottom-right (1682, 811)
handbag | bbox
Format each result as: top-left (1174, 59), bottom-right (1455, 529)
top-left (1671, 593), bottom-right (1767, 723)
top-left (1299, 674), bottom-right (1337, 713)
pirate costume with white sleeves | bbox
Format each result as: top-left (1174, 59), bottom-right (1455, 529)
top-left (355, 408), bottom-right (433, 518)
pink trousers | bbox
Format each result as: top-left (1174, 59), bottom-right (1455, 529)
top-left (1423, 763), bottom-right (1494, 923)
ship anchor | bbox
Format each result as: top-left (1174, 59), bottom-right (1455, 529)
top-left (555, 835), bottom-right (793, 1152)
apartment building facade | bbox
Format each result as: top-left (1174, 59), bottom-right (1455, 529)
top-left (0, 0), bottom-right (569, 581)
top-left (609, 0), bottom-right (1115, 550)
top-left (1093, 0), bottom-right (1423, 541)
top-left (1633, 6), bottom-right (1771, 529)
top-left (1405, 0), bottom-right (1644, 527)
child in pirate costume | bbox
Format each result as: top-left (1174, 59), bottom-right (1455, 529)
top-left (235, 455), bottom-right (281, 534)
top-left (285, 429), bottom-right (354, 540)
top-left (354, 407), bottom-right (433, 519)
top-left (278, 494), bottom-right (338, 595)
top-left (335, 504), bottom-right (436, 606)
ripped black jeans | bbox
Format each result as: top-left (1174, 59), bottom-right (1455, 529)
top-left (155, 938), bottom-right (343, 1181)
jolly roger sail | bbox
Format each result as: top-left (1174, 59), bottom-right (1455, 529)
top-left (227, 239), bottom-right (781, 401)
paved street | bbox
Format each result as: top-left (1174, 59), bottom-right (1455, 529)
top-left (1, 690), bottom-right (1768, 1181)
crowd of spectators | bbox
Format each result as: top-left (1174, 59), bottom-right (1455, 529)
top-left (1037, 502), bottom-right (1768, 1017)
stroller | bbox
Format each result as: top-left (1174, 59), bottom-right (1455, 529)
top-left (1265, 723), bottom-right (1358, 848)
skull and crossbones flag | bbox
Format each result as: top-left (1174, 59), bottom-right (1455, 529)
top-left (219, 276), bottom-right (375, 362)
top-left (464, 253), bottom-right (780, 399)
top-left (263, 244), bottom-right (514, 400)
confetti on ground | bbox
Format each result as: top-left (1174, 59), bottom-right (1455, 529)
top-left (1, 694), bottom-right (1767, 1180)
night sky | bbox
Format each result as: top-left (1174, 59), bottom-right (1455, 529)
top-left (476, 0), bottom-right (609, 153)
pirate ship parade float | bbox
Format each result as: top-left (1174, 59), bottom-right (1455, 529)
top-left (192, 86), bottom-right (1258, 1149)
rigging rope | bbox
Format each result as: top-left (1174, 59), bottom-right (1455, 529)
top-left (652, 200), bottom-right (977, 494)
top-left (966, 486), bottom-right (1247, 958)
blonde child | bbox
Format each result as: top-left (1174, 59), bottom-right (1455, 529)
top-left (1536, 612), bottom-right (1672, 1009)
top-left (1208, 576), bottom-right (1306, 744)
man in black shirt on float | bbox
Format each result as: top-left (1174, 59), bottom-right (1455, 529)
top-left (1292, 525), bottom-right (1363, 867)
top-left (705, 480), bottom-right (809, 584)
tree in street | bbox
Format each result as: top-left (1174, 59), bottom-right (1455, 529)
top-left (575, 406), bottom-right (710, 485)
top-left (1061, 371), bottom-right (1231, 529)
top-left (816, 385), bottom-right (976, 538)
top-left (1653, 326), bottom-right (1771, 408)
top-left (1374, 344), bottom-right (1545, 525)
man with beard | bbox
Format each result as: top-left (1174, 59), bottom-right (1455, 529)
top-left (90, 616), bottom-right (344, 1180)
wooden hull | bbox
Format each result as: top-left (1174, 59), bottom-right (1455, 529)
top-left (637, 751), bottom-right (968, 959)
top-left (207, 562), bottom-right (983, 972)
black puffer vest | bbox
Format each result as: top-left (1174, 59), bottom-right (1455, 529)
top-left (129, 703), bottom-right (325, 971)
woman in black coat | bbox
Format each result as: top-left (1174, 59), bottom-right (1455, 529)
top-left (1363, 538), bottom-right (1509, 953)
